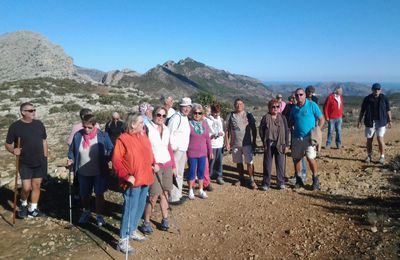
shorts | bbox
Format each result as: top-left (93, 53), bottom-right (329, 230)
top-left (78, 174), bottom-right (107, 197)
top-left (365, 120), bottom-right (386, 138)
top-left (232, 145), bottom-right (254, 164)
top-left (149, 167), bottom-right (173, 196)
top-left (19, 162), bottom-right (47, 180)
top-left (291, 135), bottom-right (317, 160)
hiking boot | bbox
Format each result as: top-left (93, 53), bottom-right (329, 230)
top-left (198, 190), bottom-right (208, 199)
top-left (204, 185), bottom-right (213, 192)
top-left (312, 175), bottom-right (320, 190)
top-left (161, 218), bottom-right (169, 231)
top-left (28, 209), bottom-right (44, 218)
top-left (130, 229), bottom-right (147, 242)
top-left (188, 189), bottom-right (195, 200)
top-left (233, 176), bottom-right (245, 186)
top-left (139, 221), bottom-right (153, 235)
top-left (216, 177), bottom-right (225, 185)
top-left (78, 210), bottom-right (91, 224)
top-left (294, 174), bottom-right (304, 188)
top-left (117, 238), bottom-right (134, 254)
top-left (18, 205), bottom-right (28, 219)
top-left (96, 215), bottom-right (106, 227)
top-left (365, 156), bottom-right (371, 164)
top-left (259, 185), bottom-right (269, 191)
top-left (379, 156), bottom-right (385, 165)
top-left (249, 180), bottom-right (257, 190)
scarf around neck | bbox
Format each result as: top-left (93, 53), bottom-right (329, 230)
top-left (82, 127), bottom-right (98, 149)
top-left (191, 120), bottom-right (204, 134)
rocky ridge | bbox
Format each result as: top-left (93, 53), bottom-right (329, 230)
top-left (0, 30), bottom-right (91, 83)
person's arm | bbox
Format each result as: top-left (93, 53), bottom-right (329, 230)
top-left (43, 139), bottom-right (48, 158)
top-left (167, 114), bottom-right (179, 151)
top-left (224, 114), bottom-right (231, 151)
top-left (358, 97), bottom-right (367, 128)
top-left (259, 115), bottom-right (266, 146)
top-left (112, 139), bottom-right (130, 182)
top-left (317, 115), bottom-right (325, 129)
top-left (323, 96), bottom-right (330, 120)
top-left (250, 114), bottom-right (257, 148)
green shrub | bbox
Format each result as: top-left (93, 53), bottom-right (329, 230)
top-left (0, 114), bottom-right (18, 128)
top-left (49, 106), bottom-right (62, 114)
top-left (62, 103), bottom-right (82, 112)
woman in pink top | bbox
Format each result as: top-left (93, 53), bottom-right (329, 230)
top-left (187, 104), bottom-right (213, 200)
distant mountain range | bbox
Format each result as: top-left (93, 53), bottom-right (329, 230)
top-left (1, 30), bottom-right (396, 105)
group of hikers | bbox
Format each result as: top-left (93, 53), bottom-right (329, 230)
top-left (5, 83), bottom-right (392, 254)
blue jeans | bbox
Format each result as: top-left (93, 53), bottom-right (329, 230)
top-left (326, 118), bottom-right (342, 147)
top-left (187, 156), bottom-right (206, 181)
top-left (209, 148), bottom-right (223, 179)
top-left (119, 185), bottom-right (149, 239)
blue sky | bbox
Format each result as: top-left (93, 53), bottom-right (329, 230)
top-left (1, 0), bottom-right (399, 82)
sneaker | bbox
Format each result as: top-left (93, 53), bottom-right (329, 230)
top-left (288, 176), bottom-right (297, 185)
top-left (161, 218), bottom-right (169, 231)
top-left (249, 180), bottom-right (257, 190)
top-left (278, 184), bottom-right (286, 190)
top-left (216, 177), bottom-right (225, 185)
top-left (198, 190), bottom-right (208, 199)
top-left (28, 209), bottom-right (44, 218)
top-left (294, 174), bottom-right (304, 188)
top-left (259, 185), bottom-right (269, 191)
top-left (379, 156), bottom-right (385, 165)
top-left (325, 144), bottom-right (331, 149)
top-left (18, 205), bottom-right (28, 219)
top-left (130, 229), bottom-right (147, 242)
top-left (117, 238), bottom-right (134, 254)
top-left (312, 175), bottom-right (320, 191)
top-left (365, 156), bottom-right (371, 164)
top-left (337, 144), bottom-right (342, 149)
top-left (204, 185), bottom-right (213, 192)
top-left (96, 215), bottom-right (106, 227)
top-left (188, 189), bottom-right (195, 200)
top-left (78, 210), bottom-right (91, 224)
top-left (139, 221), bottom-right (153, 235)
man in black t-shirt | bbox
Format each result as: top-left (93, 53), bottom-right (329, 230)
top-left (5, 102), bottom-right (48, 219)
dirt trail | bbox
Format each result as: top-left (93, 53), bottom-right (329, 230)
top-left (0, 125), bottom-right (399, 260)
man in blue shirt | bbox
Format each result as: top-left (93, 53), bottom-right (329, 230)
top-left (289, 88), bottom-right (325, 190)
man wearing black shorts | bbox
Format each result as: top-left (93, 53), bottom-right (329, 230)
top-left (5, 102), bottom-right (48, 218)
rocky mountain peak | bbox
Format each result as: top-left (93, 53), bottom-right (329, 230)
top-left (0, 30), bottom-right (88, 83)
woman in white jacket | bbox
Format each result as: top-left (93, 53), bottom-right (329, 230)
top-left (205, 103), bottom-right (225, 185)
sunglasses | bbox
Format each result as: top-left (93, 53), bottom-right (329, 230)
top-left (271, 106), bottom-right (280, 109)
top-left (24, 109), bottom-right (36, 113)
top-left (156, 113), bottom-right (167, 118)
top-left (193, 112), bottom-right (203, 115)
top-left (295, 93), bottom-right (304, 97)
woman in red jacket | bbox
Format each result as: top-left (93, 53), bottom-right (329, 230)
top-left (112, 112), bottom-right (159, 254)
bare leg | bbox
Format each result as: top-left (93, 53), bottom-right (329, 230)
top-left (247, 163), bottom-right (254, 178)
top-left (21, 180), bottom-right (32, 201)
top-left (144, 195), bottom-right (158, 222)
top-left (377, 136), bottom-right (385, 156)
top-left (199, 179), bottom-right (204, 190)
top-left (307, 158), bottom-right (318, 177)
top-left (160, 192), bottom-right (169, 219)
top-left (366, 137), bottom-right (373, 156)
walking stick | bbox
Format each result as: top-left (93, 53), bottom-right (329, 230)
top-left (12, 137), bottom-right (21, 226)
top-left (67, 165), bottom-right (74, 229)
top-left (155, 171), bottom-right (181, 235)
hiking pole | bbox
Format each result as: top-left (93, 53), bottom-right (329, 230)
top-left (155, 171), bottom-right (181, 235)
top-left (67, 165), bottom-right (74, 229)
top-left (12, 137), bottom-right (21, 226)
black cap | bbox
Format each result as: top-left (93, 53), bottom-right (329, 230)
top-left (372, 83), bottom-right (381, 90)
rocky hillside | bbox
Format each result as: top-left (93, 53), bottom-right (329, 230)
top-left (74, 66), bottom-right (105, 82)
top-left (0, 30), bottom-right (90, 83)
top-left (103, 58), bottom-right (274, 104)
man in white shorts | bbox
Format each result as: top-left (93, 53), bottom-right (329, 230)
top-left (289, 88), bottom-right (324, 190)
top-left (358, 83), bottom-right (392, 164)
top-left (225, 98), bottom-right (257, 189)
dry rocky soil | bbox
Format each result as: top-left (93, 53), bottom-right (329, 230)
top-left (0, 125), bottom-right (399, 260)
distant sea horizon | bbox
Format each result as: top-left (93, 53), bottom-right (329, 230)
top-left (263, 81), bottom-right (400, 90)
